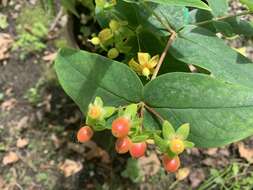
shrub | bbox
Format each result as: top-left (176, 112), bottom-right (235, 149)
top-left (55, 0), bottom-right (253, 172)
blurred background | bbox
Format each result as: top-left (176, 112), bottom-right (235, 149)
top-left (0, 0), bottom-right (253, 189)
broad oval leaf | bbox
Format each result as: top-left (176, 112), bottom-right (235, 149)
top-left (171, 25), bottom-right (253, 88)
top-left (207, 0), bottom-right (228, 17)
top-left (144, 72), bottom-right (253, 148)
top-left (143, 0), bottom-right (211, 11)
top-left (54, 48), bottom-right (143, 114)
top-left (96, 1), bottom-right (190, 34)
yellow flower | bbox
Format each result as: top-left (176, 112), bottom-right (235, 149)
top-left (107, 48), bottom-right (119, 59)
top-left (128, 52), bottom-right (159, 79)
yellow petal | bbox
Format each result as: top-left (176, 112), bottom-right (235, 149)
top-left (148, 55), bottom-right (159, 68)
top-left (138, 52), bottom-right (150, 66)
top-left (142, 67), bottom-right (151, 78)
top-left (128, 58), bottom-right (142, 75)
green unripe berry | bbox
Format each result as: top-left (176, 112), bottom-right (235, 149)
top-left (109, 19), bottom-right (120, 32)
top-left (107, 48), bottom-right (119, 59)
top-left (90, 37), bottom-right (100, 45)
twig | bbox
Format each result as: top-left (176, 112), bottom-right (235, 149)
top-left (139, 102), bottom-right (145, 119)
top-left (49, 7), bottom-right (64, 32)
top-left (144, 104), bottom-right (164, 122)
top-left (151, 31), bottom-right (177, 80)
top-left (194, 10), bottom-right (252, 26)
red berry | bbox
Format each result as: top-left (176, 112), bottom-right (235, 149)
top-left (77, 126), bottom-right (93, 143)
top-left (170, 139), bottom-right (185, 154)
top-left (129, 142), bottom-right (147, 158)
top-left (163, 155), bottom-right (180, 173)
top-left (115, 136), bottom-right (132, 154)
top-left (111, 117), bottom-right (130, 138)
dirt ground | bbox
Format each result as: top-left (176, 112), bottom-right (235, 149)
top-left (1, 0), bottom-right (253, 190)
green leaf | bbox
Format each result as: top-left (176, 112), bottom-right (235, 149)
top-left (184, 141), bottom-right (195, 148)
top-left (189, 9), bottom-right (216, 32)
top-left (131, 134), bottom-right (150, 143)
top-left (153, 134), bottom-right (169, 152)
top-left (142, 4), bottom-right (190, 32)
top-left (61, 0), bottom-right (79, 17)
top-left (103, 106), bottom-right (116, 118)
top-left (240, 0), bottom-right (253, 11)
top-left (54, 48), bottom-right (143, 114)
top-left (96, 1), bottom-right (190, 35)
top-left (143, 0), bottom-right (211, 11)
top-left (226, 17), bottom-right (253, 37)
top-left (124, 104), bottom-right (138, 118)
top-left (94, 96), bottom-right (103, 107)
top-left (87, 118), bottom-right (107, 131)
top-left (176, 123), bottom-right (190, 140)
top-left (131, 117), bottom-right (143, 129)
top-left (213, 20), bottom-right (236, 37)
top-left (143, 110), bottom-right (161, 130)
top-left (207, 0), bottom-right (228, 17)
top-left (171, 25), bottom-right (253, 88)
top-left (137, 31), bottom-right (190, 73)
top-left (162, 120), bottom-right (175, 139)
top-left (144, 72), bottom-right (253, 148)
top-left (190, 9), bottom-right (253, 37)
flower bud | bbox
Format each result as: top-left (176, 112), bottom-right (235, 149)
top-left (107, 48), bottom-right (119, 59)
top-left (90, 37), bottom-right (100, 45)
top-left (109, 19), bottom-right (120, 32)
top-left (98, 28), bottom-right (113, 43)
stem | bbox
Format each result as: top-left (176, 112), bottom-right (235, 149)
top-left (194, 10), bottom-right (252, 26)
top-left (136, 31), bottom-right (141, 52)
top-left (139, 102), bottom-right (145, 119)
top-left (144, 104), bottom-right (164, 122)
top-left (169, 180), bottom-right (179, 190)
top-left (49, 7), bottom-right (64, 32)
top-left (151, 31), bottom-right (177, 80)
top-left (139, 102), bottom-right (145, 131)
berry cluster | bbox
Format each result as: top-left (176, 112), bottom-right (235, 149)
top-left (77, 97), bottom-right (194, 173)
